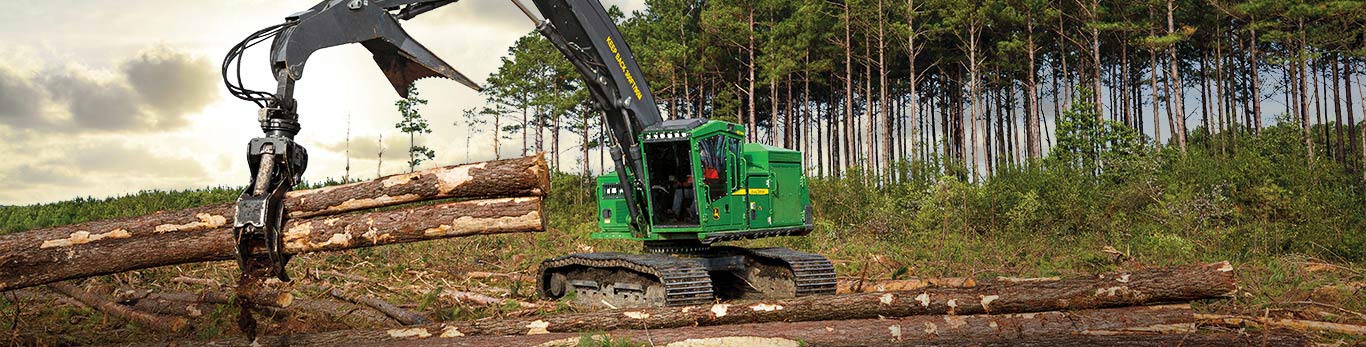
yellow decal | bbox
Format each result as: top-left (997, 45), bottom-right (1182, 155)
top-left (605, 37), bottom-right (644, 101)
top-left (712, 207), bottom-right (720, 220)
top-left (731, 188), bottom-right (770, 196)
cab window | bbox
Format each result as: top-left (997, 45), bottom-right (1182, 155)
top-left (697, 135), bottom-right (738, 202)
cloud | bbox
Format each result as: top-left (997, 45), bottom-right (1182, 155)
top-left (67, 143), bottom-right (210, 178)
top-left (421, 0), bottom-right (539, 32)
top-left (123, 46), bottom-right (219, 117)
top-left (0, 46), bottom-right (217, 133)
top-left (320, 135), bottom-right (394, 161)
top-left (41, 70), bottom-right (148, 131)
top-left (0, 141), bottom-right (211, 205)
top-left (419, 0), bottom-right (643, 32)
top-left (0, 67), bottom-right (48, 129)
top-left (0, 164), bottom-right (85, 187)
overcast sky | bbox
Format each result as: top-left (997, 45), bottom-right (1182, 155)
top-left (0, 0), bottom-right (644, 205)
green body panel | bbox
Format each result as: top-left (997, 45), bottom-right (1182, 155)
top-left (592, 120), bottom-right (812, 243)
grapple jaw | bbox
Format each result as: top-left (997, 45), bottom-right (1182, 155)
top-left (270, 0), bottom-right (481, 97)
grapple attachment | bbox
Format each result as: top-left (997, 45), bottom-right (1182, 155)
top-left (269, 0), bottom-right (482, 97)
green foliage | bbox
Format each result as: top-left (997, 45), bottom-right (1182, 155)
top-left (395, 85), bottom-right (434, 172)
top-left (577, 333), bottom-right (636, 347)
top-left (1050, 87), bottom-right (1148, 177)
top-left (0, 186), bottom-right (240, 234)
top-left (808, 120), bottom-right (1366, 270)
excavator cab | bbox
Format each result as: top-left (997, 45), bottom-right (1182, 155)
top-left (562, 119), bottom-right (831, 308)
top-left (596, 119), bottom-right (813, 244)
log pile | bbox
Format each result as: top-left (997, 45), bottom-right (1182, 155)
top-left (178, 261), bottom-right (1340, 346)
top-left (0, 156), bottom-right (549, 292)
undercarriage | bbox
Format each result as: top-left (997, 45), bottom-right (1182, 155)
top-left (536, 247), bottom-right (837, 309)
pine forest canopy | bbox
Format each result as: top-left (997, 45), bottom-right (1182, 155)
top-left (473, 0), bottom-right (1364, 181)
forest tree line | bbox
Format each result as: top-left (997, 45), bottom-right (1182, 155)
top-left (469, 0), bottom-right (1365, 181)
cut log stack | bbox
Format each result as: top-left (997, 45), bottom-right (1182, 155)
top-left (0, 155), bottom-right (549, 292)
top-left (187, 261), bottom-right (1333, 346)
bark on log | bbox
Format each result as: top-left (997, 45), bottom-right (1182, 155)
top-left (115, 289), bottom-right (293, 308)
top-left (1197, 313), bottom-right (1366, 335)
top-left (113, 288), bottom-right (398, 328)
top-left (1, 196), bottom-right (545, 291)
top-left (281, 155), bottom-right (547, 219)
top-left (191, 304), bottom-right (1307, 347)
top-left (314, 270), bottom-right (370, 282)
top-left (48, 282), bottom-right (189, 333)
top-left (837, 277), bottom-right (976, 294)
top-left (169, 276), bottom-right (222, 287)
top-left (287, 295), bottom-right (398, 329)
top-left (380, 305), bottom-right (1311, 347)
top-left (383, 329), bottom-right (1310, 347)
top-left (128, 297), bottom-right (217, 318)
top-left (196, 262), bottom-right (1237, 345)
top-left (328, 289), bottom-right (431, 325)
top-left (441, 291), bottom-right (525, 307)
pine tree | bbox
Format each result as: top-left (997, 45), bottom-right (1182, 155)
top-left (394, 85), bottom-right (434, 172)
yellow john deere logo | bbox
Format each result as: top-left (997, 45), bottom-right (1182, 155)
top-left (605, 37), bottom-right (643, 101)
top-left (712, 207), bottom-right (720, 220)
top-left (731, 188), bottom-right (770, 195)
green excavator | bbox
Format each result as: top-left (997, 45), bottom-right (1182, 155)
top-left (224, 0), bottom-right (835, 310)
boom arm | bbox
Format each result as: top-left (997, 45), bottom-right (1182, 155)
top-left (517, 0), bottom-right (663, 235)
top-left (225, 0), bottom-right (668, 283)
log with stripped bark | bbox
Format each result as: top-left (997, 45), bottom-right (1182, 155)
top-left (192, 304), bottom-right (1309, 347)
top-left (47, 282), bottom-right (189, 333)
top-left (0, 156), bottom-right (548, 292)
top-left (370, 305), bottom-right (1311, 347)
top-left (194, 262), bottom-right (1239, 345)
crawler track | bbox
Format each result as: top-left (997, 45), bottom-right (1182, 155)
top-left (538, 253), bottom-right (714, 307)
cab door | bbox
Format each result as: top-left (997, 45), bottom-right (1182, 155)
top-left (696, 134), bottom-right (743, 231)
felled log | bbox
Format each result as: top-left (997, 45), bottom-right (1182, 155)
top-left (385, 329), bottom-right (1310, 347)
top-left (288, 295), bottom-right (398, 329)
top-left (282, 155), bottom-right (548, 219)
top-left (328, 288), bottom-right (430, 325)
top-left (169, 276), bottom-right (222, 287)
top-left (442, 290), bottom-right (526, 307)
top-left (376, 305), bottom-right (1310, 347)
top-left (0, 196), bottom-right (545, 292)
top-left (132, 297), bottom-right (212, 318)
top-left (0, 156), bottom-right (547, 292)
top-left (837, 277), bottom-right (976, 294)
top-left (200, 262), bottom-right (1237, 344)
top-left (1198, 313), bottom-right (1366, 336)
top-left (115, 289), bottom-right (293, 308)
top-left (113, 287), bottom-right (397, 328)
top-left (197, 304), bottom-right (1305, 347)
top-left (47, 282), bottom-right (189, 333)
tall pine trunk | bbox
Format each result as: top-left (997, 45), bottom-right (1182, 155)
top-left (747, 7), bottom-right (757, 143)
top-left (1249, 25), bottom-right (1262, 133)
top-left (878, 0), bottom-right (891, 178)
top-left (1334, 55), bottom-right (1345, 163)
top-left (907, 0), bottom-right (922, 163)
top-left (1025, 8), bottom-right (1041, 159)
top-left (1345, 60), bottom-right (1358, 171)
top-left (1167, 0), bottom-right (1186, 152)
top-left (843, 3), bottom-right (853, 175)
top-left (1151, 44), bottom-right (1163, 148)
